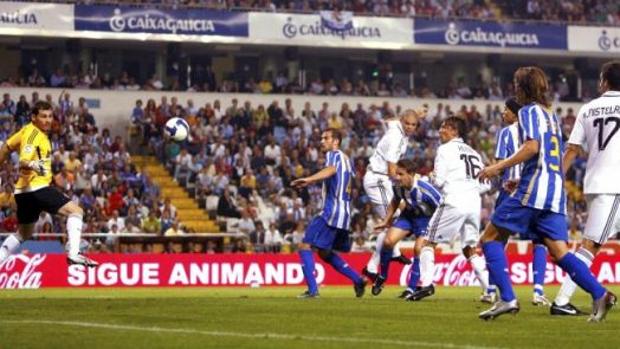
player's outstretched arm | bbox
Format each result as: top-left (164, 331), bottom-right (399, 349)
top-left (291, 166), bottom-right (337, 189)
top-left (478, 139), bottom-right (539, 181)
top-left (562, 144), bottom-right (583, 177)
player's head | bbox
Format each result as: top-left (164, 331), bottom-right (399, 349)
top-left (395, 159), bottom-right (417, 188)
top-left (31, 101), bottom-right (53, 131)
top-left (503, 98), bottom-right (521, 124)
top-left (513, 66), bottom-right (550, 107)
top-left (320, 128), bottom-right (342, 152)
top-left (599, 61), bottom-right (620, 93)
top-left (399, 109), bottom-right (420, 136)
top-left (439, 116), bottom-right (466, 143)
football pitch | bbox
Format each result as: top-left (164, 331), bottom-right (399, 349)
top-left (0, 285), bottom-right (618, 349)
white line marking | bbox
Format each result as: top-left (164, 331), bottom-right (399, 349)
top-left (2, 320), bottom-right (507, 349)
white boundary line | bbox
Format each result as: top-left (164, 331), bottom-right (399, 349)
top-left (2, 320), bottom-right (507, 349)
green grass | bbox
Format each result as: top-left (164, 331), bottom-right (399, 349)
top-left (0, 285), bottom-right (618, 349)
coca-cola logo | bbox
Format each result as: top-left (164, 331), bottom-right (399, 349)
top-left (439, 254), bottom-right (478, 286)
top-left (0, 254), bottom-right (46, 289)
top-left (398, 254), bottom-right (478, 287)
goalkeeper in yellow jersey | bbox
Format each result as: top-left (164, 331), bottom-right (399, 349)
top-left (0, 101), bottom-right (98, 267)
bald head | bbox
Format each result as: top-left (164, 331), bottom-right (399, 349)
top-left (399, 109), bottom-right (420, 136)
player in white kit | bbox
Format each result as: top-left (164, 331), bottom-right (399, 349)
top-left (551, 61), bottom-right (620, 316)
top-left (362, 109), bottom-right (421, 281)
top-left (408, 116), bottom-right (490, 301)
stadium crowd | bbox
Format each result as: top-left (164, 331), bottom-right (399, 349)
top-left (30, 0), bottom-right (619, 24)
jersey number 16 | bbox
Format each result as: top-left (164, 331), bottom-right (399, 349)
top-left (460, 154), bottom-right (482, 179)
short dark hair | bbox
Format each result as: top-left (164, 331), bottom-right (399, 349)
top-left (32, 101), bottom-right (52, 116)
top-left (505, 98), bottom-right (522, 115)
top-left (396, 159), bottom-right (417, 173)
top-left (324, 128), bottom-right (342, 145)
top-left (601, 61), bottom-right (620, 91)
top-left (442, 116), bottom-right (467, 139)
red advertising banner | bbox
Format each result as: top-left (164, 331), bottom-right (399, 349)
top-left (1, 253), bottom-right (620, 289)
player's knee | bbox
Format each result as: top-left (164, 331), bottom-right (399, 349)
top-left (60, 201), bottom-right (83, 217)
top-left (298, 243), bottom-right (311, 251)
top-left (480, 223), bottom-right (500, 243)
top-left (544, 240), bottom-right (569, 261)
top-left (73, 205), bottom-right (84, 217)
top-left (383, 236), bottom-right (396, 249)
top-left (581, 239), bottom-right (601, 255)
top-left (18, 225), bottom-right (35, 240)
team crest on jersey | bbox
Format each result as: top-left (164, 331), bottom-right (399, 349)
top-left (23, 144), bottom-right (33, 154)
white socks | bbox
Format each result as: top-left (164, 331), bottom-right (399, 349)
top-left (365, 231), bottom-right (385, 274)
top-left (555, 247), bottom-right (594, 306)
top-left (67, 213), bottom-right (84, 257)
top-left (0, 233), bottom-right (23, 263)
top-left (469, 254), bottom-right (490, 292)
top-left (419, 246), bottom-right (435, 287)
top-left (366, 231), bottom-right (401, 273)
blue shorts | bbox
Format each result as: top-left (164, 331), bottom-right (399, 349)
top-left (495, 189), bottom-right (510, 209)
top-left (392, 215), bottom-right (430, 238)
top-left (495, 190), bottom-right (542, 243)
top-left (491, 196), bottom-right (567, 241)
top-left (303, 216), bottom-right (352, 252)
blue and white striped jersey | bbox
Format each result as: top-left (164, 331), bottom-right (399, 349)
top-left (394, 176), bottom-right (442, 217)
top-left (495, 123), bottom-right (522, 183)
top-left (515, 103), bottom-right (567, 214)
top-left (321, 150), bottom-right (354, 230)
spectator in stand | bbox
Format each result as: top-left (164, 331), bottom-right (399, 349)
top-left (217, 188), bottom-right (241, 219)
top-left (238, 210), bottom-right (256, 236)
top-left (141, 211), bottom-right (161, 235)
top-left (164, 220), bottom-right (185, 236)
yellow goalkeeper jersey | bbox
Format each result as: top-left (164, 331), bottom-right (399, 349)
top-left (5, 123), bottom-right (53, 193)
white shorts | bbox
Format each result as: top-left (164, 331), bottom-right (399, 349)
top-left (584, 194), bottom-right (620, 244)
top-left (363, 171), bottom-right (394, 219)
top-left (427, 203), bottom-right (480, 247)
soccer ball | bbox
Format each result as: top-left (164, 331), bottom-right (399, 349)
top-left (164, 117), bottom-right (189, 142)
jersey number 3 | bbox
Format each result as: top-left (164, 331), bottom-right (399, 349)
top-left (460, 154), bottom-right (481, 178)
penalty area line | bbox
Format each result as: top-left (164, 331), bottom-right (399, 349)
top-left (2, 320), bottom-right (506, 349)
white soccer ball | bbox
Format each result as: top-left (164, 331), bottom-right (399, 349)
top-left (164, 117), bottom-right (189, 142)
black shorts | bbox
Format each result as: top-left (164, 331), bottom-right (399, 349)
top-left (15, 186), bottom-right (70, 224)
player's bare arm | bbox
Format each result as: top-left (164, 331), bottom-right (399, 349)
top-left (291, 166), bottom-right (337, 189)
top-left (562, 143), bottom-right (583, 177)
top-left (374, 198), bottom-right (400, 231)
top-left (479, 139), bottom-right (539, 181)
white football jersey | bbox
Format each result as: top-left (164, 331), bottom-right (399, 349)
top-left (433, 137), bottom-right (485, 204)
top-left (568, 90), bottom-right (620, 194)
top-left (368, 121), bottom-right (408, 174)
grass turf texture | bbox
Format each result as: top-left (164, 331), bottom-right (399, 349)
top-left (0, 285), bottom-right (618, 349)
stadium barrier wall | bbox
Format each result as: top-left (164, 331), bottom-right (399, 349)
top-left (2, 253), bottom-right (620, 289)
